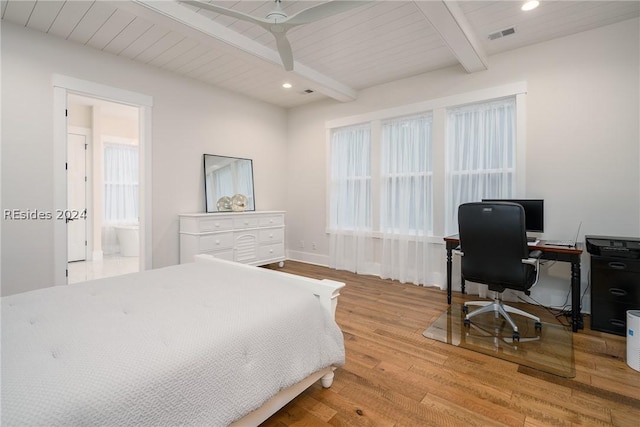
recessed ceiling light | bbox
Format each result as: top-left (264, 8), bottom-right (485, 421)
top-left (282, 83), bottom-right (292, 89)
top-left (521, 1), bottom-right (539, 11)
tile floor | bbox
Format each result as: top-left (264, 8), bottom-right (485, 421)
top-left (68, 255), bottom-right (139, 284)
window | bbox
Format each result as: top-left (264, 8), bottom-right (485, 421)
top-left (329, 124), bottom-right (371, 231)
top-left (103, 143), bottom-right (139, 224)
top-left (326, 83), bottom-right (525, 286)
top-left (445, 97), bottom-right (516, 235)
top-left (380, 114), bottom-right (433, 235)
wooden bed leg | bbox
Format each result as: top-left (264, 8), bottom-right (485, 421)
top-left (320, 371), bottom-right (334, 388)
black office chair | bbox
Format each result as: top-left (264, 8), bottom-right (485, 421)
top-left (457, 202), bottom-right (542, 341)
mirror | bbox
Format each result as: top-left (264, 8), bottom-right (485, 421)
top-left (203, 154), bottom-right (255, 212)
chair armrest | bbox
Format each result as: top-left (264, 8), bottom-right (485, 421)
top-left (528, 250), bottom-right (542, 259)
top-left (453, 245), bottom-right (464, 257)
top-left (522, 250), bottom-right (542, 266)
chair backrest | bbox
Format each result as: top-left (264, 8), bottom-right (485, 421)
top-left (458, 202), bottom-right (536, 293)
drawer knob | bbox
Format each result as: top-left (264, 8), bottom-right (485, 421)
top-left (216, 240), bottom-right (221, 245)
top-left (609, 288), bottom-right (627, 297)
top-left (269, 233), bottom-right (274, 238)
top-left (610, 319), bottom-right (626, 327)
top-left (244, 221), bottom-right (249, 225)
top-left (269, 249), bottom-right (274, 253)
top-left (608, 262), bottom-right (627, 270)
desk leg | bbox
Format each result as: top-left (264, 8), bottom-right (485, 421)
top-left (571, 259), bottom-right (584, 332)
top-left (446, 247), bottom-right (452, 304)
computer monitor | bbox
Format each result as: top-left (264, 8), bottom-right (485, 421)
top-left (481, 199), bottom-right (544, 232)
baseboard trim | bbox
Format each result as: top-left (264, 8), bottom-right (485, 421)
top-left (286, 250), bottom-right (329, 267)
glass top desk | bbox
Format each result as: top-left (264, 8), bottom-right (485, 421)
top-left (444, 236), bottom-right (584, 332)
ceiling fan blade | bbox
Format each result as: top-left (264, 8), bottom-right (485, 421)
top-left (285, 1), bottom-right (371, 25)
top-left (183, 0), bottom-right (267, 26)
top-left (273, 32), bottom-right (294, 71)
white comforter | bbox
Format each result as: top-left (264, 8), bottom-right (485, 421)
top-left (1, 261), bottom-right (345, 426)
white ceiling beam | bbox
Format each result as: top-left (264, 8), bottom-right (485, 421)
top-left (122, 0), bottom-right (358, 102)
top-left (414, 0), bottom-right (488, 73)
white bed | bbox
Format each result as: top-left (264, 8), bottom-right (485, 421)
top-left (1, 255), bottom-right (345, 426)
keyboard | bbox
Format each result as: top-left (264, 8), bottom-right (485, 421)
top-left (545, 240), bottom-right (575, 247)
top-left (527, 236), bottom-right (538, 243)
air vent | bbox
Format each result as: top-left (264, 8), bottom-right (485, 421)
top-left (302, 89), bottom-right (314, 94)
top-left (488, 27), bottom-right (516, 40)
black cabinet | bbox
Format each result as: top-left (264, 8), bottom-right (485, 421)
top-left (590, 257), bottom-right (640, 335)
top-left (586, 236), bottom-right (640, 336)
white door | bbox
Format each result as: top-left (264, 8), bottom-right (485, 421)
top-left (67, 133), bottom-right (87, 262)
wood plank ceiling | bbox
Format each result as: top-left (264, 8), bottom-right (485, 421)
top-left (2, 1), bottom-right (639, 108)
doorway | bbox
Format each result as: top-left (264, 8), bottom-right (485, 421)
top-left (53, 75), bottom-right (153, 287)
top-left (66, 94), bottom-right (141, 284)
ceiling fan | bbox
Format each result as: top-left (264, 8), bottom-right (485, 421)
top-left (183, 0), bottom-right (369, 71)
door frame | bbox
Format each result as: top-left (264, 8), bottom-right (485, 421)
top-left (53, 75), bottom-right (153, 285)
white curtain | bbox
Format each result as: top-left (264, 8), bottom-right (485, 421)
top-left (236, 160), bottom-right (254, 210)
top-left (328, 124), bottom-right (375, 274)
top-left (103, 143), bottom-right (139, 255)
top-left (380, 114), bottom-right (435, 285)
top-left (445, 97), bottom-right (516, 296)
top-left (211, 165), bottom-right (236, 204)
top-left (445, 97), bottom-right (516, 236)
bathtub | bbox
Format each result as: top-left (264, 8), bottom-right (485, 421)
top-left (115, 224), bottom-right (139, 257)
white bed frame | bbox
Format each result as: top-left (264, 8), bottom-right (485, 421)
top-left (195, 255), bottom-right (345, 426)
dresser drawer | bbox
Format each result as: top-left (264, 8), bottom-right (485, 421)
top-left (591, 265), bottom-right (640, 303)
top-left (260, 243), bottom-right (284, 260)
top-left (259, 215), bottom-right (284, 227)
top-left (592, 257), bottom-right (640, 273)
top-left (259, 228), bottom-right (284, 244)
top-left (590, 301), bottom-right (636, 336)
top-left (199, 218), bottom-right (234, 232)
top-left (199, 232), bottom-right (234, 252)
top-left (233, 217), bottom-right (260, 229)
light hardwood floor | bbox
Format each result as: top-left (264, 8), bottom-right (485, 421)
top-left (262, 261), bottom-right (640, 427)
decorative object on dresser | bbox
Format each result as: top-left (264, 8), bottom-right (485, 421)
top-left (216, 196), bottom-right (232, 211)
top-left (180, 211), bottom-right (285, 267)
top-left (231, 193), bottom-right (249, 212)
top-left (203, 154), bottom-right (255, 213)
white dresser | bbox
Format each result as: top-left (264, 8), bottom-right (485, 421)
top-left (179, 211), bottom-right (285, 266)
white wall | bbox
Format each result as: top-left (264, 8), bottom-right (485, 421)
top-left (1, 22), bottom-right (288, 296)
top-left (285, 18), bottom-right (640, 311)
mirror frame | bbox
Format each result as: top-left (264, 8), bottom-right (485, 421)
top-left (203, 154), bottom-right (255, 213)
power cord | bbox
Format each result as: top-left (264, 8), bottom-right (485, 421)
top-left (518, 271), bottom-right (592, 328)
top-left (517, 291), bottom-right (572, 327)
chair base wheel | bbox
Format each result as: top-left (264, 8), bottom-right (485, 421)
top-left (535, 322), bottom-right (542, 331)
top-left (512, 332), bottom-right (520, 342)
top-left (462, 305), bottom-right (469, 314)
top-left (463, 318), bottom-right (470, 328)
